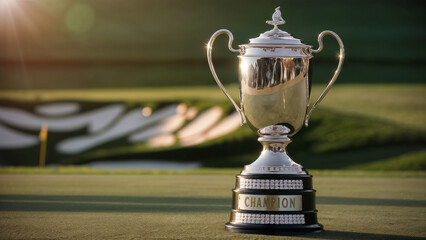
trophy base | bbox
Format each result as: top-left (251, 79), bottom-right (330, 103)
top-left (225, 222), bottom-right (323, 236)
top-left (224, 125), bottom-right (322, 235)
top-left (225, 173), bottom-right (322, 236)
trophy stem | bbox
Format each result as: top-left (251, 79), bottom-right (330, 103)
top-left (241, 132), bottom-right (305, 175)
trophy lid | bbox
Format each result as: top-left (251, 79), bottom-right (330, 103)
top-left (244, 7), bottom-right (305, 47)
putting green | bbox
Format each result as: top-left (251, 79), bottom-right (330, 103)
top-left (0, 173), bottom-right (425, 239)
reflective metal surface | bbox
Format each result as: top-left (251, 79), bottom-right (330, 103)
top-left (207, 29), bottom-right (246, 125)
top-left (208, 7), bottom-right (340, 234)
top-left (206, 6), bottom-right (345, 175)
top-left (240, 125), bottom-right (304, 175)
top-left (305, 30), bottom-right (345, 126)
top-left (239, 55), bottom-right (311, 136)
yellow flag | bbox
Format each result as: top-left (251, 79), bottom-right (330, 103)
top-left (39, 124), bottom-right (48, 141)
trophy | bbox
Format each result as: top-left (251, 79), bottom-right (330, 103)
top-left (207, 6), bottom-right (344, 235)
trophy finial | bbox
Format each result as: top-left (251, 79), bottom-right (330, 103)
top-left (266, 6), bottom-right (285, 27)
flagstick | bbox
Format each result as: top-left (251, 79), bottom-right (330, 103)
top-left (39, 124), bottom-right (48, 168)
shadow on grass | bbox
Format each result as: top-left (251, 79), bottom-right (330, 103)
top-left (317, 196), bottom-right (426, 208)
top-left (0, 194), bottom-right (424, 213)
top-left (0, 195), bottom-right (231, 213)
top-left (304, 230), bottom-right (425, 240)
top-left (1, 195), bottom-right (424, 239)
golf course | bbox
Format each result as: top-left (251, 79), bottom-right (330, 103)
top-left (1, 84), bottom-right (424, 170)
top-left (0, 84), bottom-right (425, 239)
top-left (0, 0), bottom-right (425, 239)
top-left (1, 171), bottom-right (425, 239)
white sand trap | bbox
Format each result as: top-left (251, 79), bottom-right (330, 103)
top-left (35, 102), bottom-right (80, 116)
top-left (185, 107), bottom-right (198, 120)
top-left (85, 160), bottom-right (201, 170)
top-left (0, 104), bottom-right (124, 133)
top-left (177, 106), bottom-right (222, 140)
top-left (0, 124), bottom-right (39, 149)
top-left (128, 111), bottom-right (186, 144)
top-left (129, 104), bottom-right (196, 145)
top-left (204, 111), bottom-right (241, 139)
top-left (147, 134), bottom-right (176, 147)
top-left (57, 105), bottom-right (179, 154)
top-left (180, 111), bottom-right (240, 146)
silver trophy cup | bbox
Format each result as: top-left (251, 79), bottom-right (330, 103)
top-left (207, 6), bottom-right (344, 235)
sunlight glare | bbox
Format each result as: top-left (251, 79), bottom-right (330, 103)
top-left (142, 107), bottom-right (152, 117)
top-left (0, 0), bottom-right (18, 15)
top-left (0, 0), bottom-right (15, 7)
top-left (240, 60), bottom-right (249, 73)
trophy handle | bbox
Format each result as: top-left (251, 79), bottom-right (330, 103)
top-left (305, 30), bottom-right (345, 127)
top-left (207, 29), bottom-right (246, 125)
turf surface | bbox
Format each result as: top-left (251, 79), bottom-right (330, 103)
top-left (0, 172), bottom-right (425, 239)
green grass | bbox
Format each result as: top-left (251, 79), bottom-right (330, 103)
top-left (1, 167), bottom-right (426, 178)
top-left (0, 173), bottom-right (425, 239)
top-left (310, 84), bottom-right (426, 131)
top-left (347, 151), bottom-right (426, 171)
top-left (0, 85), bottom-right (239, 102)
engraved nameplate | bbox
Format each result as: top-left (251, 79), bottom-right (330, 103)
top-left (237, 194), bottom-right (302, 211)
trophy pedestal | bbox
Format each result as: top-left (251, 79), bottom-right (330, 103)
top-left (225, 173), bottom-right (322, 235)
top-left (206, 5), bottom-right (345, 235)
top-left (225, 127), bottom-right (322, 235)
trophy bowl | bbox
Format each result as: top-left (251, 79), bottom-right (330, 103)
top-left (207, 6), bottom-right (344, 235)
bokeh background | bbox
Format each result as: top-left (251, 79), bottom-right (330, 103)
top-left (1, 0), bottom-right (425, 88)
top-left (0, 0), bottom-right (425, 170)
